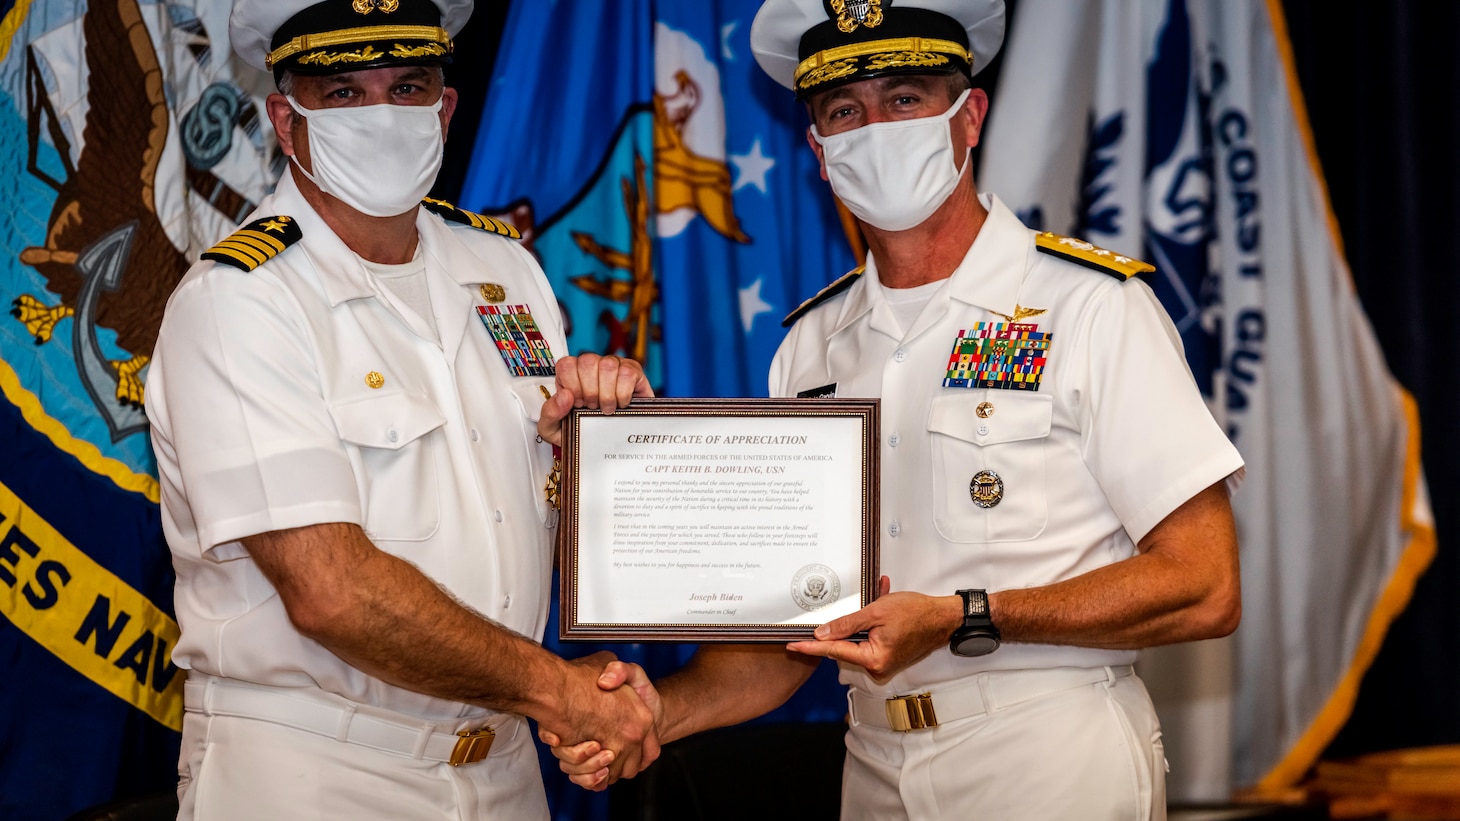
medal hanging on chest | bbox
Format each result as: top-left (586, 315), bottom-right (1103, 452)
top-left (478, 305), bottom-right (556, 377)
top-left (943, 322), bottom-right (1051, 391)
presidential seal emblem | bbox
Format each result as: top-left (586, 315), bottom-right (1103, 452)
top-left (791, 564), bottom-right (841, 612)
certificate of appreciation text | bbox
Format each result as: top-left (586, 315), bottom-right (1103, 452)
top-left (560, 398), bottom-right (879, 641)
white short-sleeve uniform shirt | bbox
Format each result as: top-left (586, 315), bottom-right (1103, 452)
top-left (147, 171), bottom-right (564, 722)
top-left (770, 195), bottom-right (1245, 699)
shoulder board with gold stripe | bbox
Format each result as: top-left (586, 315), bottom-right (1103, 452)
top-left (781, 267), bottom-right (864, 328)
top-left (421, 198), bottom-right (521, 239)
top-left (201, 216), bottom-right (302, 272)
top-left (1034, 232), bottom-right (1154, 281)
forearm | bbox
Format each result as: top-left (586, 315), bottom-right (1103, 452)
top-left (991, 552), bottom-right (1234, 649)
top-left (654, 644), bottom-right (819, 744)
top-left (244, 523), bottom-right (570, 719)
top-left (991, 482), bottom-right (1241, 649)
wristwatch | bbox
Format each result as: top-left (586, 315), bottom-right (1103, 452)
top-left (949, 589), bottom-right (1001, 657)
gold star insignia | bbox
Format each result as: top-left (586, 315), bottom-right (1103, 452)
top-left (260, 219), bottom-right (290, 233)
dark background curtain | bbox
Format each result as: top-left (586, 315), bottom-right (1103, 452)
top-left (1281, 0), bottom-right (1460, 758)
top-left (435, 0), bottom-right (1459, 776)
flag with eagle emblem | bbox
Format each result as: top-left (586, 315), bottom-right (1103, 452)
top-left (0, 2), bottom-right (279, 818)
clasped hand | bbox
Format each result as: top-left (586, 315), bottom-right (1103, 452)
top-left (537, 353), bottom-right (653, 446)
top-left (544, 577), bottom-right (963, 790)
top-left (540, 658), bottom-right (661, 791)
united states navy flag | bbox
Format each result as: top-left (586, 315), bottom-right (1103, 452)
top-left (0, 3), bottom-right (279, 818)
top-left (981, 0), bottom-right (1434, 800)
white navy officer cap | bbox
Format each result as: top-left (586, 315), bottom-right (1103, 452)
top-left (750, 0), bottom-right (1005, 98)
top-left (231, 0), bottom-right (472, 79)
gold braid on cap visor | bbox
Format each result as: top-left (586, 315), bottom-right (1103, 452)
top-left (267, 24), bottom-right (451, 69)
top-left (794, 36), bottom-right (971, 91)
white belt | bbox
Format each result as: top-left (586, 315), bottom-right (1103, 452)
top-left (184, 675), bottom-right (515, 766)
top-left (848, 665), bottom-right (1134, 732)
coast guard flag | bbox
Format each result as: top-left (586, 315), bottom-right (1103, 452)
top-left (458, 0), bottom-right (856, 398)
top-left (981, 0), bottom-right (1435, 798)
top-left (0, 2), bottom-right (278, 818)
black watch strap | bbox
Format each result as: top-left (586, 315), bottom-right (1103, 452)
top-left (950, 589), bottom-right (1000, 657)
top-left (958, 589), bottom-right (994, 629)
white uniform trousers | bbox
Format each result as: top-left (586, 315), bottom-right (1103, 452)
top-left (176, 678), bottom-right (548, 821)
top-left (841, 666), bottom-right (1166, 820)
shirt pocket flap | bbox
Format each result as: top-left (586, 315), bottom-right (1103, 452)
top-left (927, 392), bottom-right (1054, 446)
top-left (331, 391), bottom-right (446, 450)
top-left (508, 378), bottom-right (557, 424)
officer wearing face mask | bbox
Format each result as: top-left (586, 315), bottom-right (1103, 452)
top-left (546, 1), bottom-right (1245, 818)
top-left (145, 2), bottom-right (660, 818)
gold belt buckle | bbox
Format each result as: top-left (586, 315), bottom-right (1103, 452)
top-left (449, 726), bottom-right (495, 766)
top-left (885, 693), bottom-right (938, 732)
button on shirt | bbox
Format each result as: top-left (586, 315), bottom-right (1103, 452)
top-left (768, 194), bottom-right (1245, 697)
top-left (147, 171), bottom-right (564, 722)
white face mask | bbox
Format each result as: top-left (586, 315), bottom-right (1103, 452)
top-left (812, 89), bottom-right (972, 232)
top-left (287, 96), bottom-right (445, 218)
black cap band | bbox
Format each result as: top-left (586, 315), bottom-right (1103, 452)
top-left (795, 6), bottom-right (971, 96)
top-left (268, 0), bottom-right (453, 75)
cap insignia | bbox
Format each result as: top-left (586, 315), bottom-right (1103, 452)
top-left (352, 0), bottom-right (400, 14)
top-left (831, 0), bottom-right (884, 33)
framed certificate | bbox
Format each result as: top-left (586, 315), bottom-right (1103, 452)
top-left (559, 397), bottom-right (879, 641)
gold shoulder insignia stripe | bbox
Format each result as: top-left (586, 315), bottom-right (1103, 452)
top-left (1034, 232), bottom-right (1154, 281)
top-left (781, 266), bottom-right (864, 328)
top-left (201, 215), bottom-right (302, 272)
top-left (422, 198), bottom-right (521, 240)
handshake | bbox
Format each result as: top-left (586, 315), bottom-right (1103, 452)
top-left (535, 577), bottom-right (945, 792)
top-left (537, 653), bottom-right (665, 792)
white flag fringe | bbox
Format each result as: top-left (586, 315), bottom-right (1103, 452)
top-left (980, 0), bottom-right (1434, 798)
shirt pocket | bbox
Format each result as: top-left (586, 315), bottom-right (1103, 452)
top-left (331, 391), bottom-right (446, 543)
top-left (927, 391), bottom-right (1053, 543)
top-left (507, 378), bottom-right (559, 525)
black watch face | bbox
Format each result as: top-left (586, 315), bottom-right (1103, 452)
top-left (952, 631), bottom-right (999, 657)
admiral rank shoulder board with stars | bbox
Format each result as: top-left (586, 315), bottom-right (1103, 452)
top-left (941, 232), bottom-right (1153, 392)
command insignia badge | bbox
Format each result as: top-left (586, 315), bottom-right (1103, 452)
top-left (970, 470), bottom-right (1003, 509)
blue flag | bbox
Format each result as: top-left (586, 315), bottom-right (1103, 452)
top-left (460, 0), bottom-right (857, 399)
top-left (460, 3), bottom-right (858, 818)
top-left (0, 2), bottom-right (279, 818)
